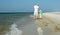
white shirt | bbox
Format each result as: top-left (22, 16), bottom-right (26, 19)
top-left (34, 5), bottom-right (39, 12)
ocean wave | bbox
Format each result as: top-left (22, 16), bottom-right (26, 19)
top-left (29, 15), bottom-right (34, 18)
top-left (5, 24), bottom-right (23, 35)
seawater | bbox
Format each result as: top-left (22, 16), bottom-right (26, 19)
top-left (0, 12), bottom-right (33, 35)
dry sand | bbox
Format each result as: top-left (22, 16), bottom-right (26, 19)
top-left (35, 13), bottom-right (60, 35)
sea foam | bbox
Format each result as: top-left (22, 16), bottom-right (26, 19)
top-left (5, 24), bottom-right (22, 35)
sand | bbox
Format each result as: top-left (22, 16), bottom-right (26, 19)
top-left (37, 12), bottom-right (60, 35)
top-left (1, 12), bottom-right (60, 35)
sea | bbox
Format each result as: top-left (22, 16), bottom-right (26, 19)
top-left (0, 12), bottom-right (34, 35)
top-left (0, 12), bottom-right (52, 35)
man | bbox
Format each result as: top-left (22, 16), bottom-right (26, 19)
top-left (34, 4), bottom-right (39, 19)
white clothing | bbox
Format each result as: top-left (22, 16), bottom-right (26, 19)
top-left (34, 5), bottom-right (39, 16)
top-left (34, 5), bottom-right (39, 12)
top-left (34, 12), bottom-right (38, 16)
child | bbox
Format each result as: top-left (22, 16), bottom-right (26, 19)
top-left (38, 10), bottom-right (43, 19)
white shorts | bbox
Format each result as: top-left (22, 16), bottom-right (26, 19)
top-left (34, 12), bottom-right (38, 16)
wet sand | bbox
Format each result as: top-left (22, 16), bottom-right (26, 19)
top-left (1, 12), bottom-right (60, 35)
top-left (6, 12), bottom-right (60, 35)
top-left (16, 16), bottom-right (38, 35)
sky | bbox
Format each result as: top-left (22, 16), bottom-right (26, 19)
top-left (0, 0), bottom-right (60, 12)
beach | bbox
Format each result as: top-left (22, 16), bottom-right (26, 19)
top-left (0, 12), bottom-right (60, 35)
top-left (37, 12), bottom-right (60, 35)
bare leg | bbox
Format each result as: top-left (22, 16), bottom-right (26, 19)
top-left (34, 16), bottom-right (37, 20)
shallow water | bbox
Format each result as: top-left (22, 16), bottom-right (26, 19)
top-left (0, 14), bottom-right (32, 35)
top-left (0, 13), bottom-right (55, 35)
